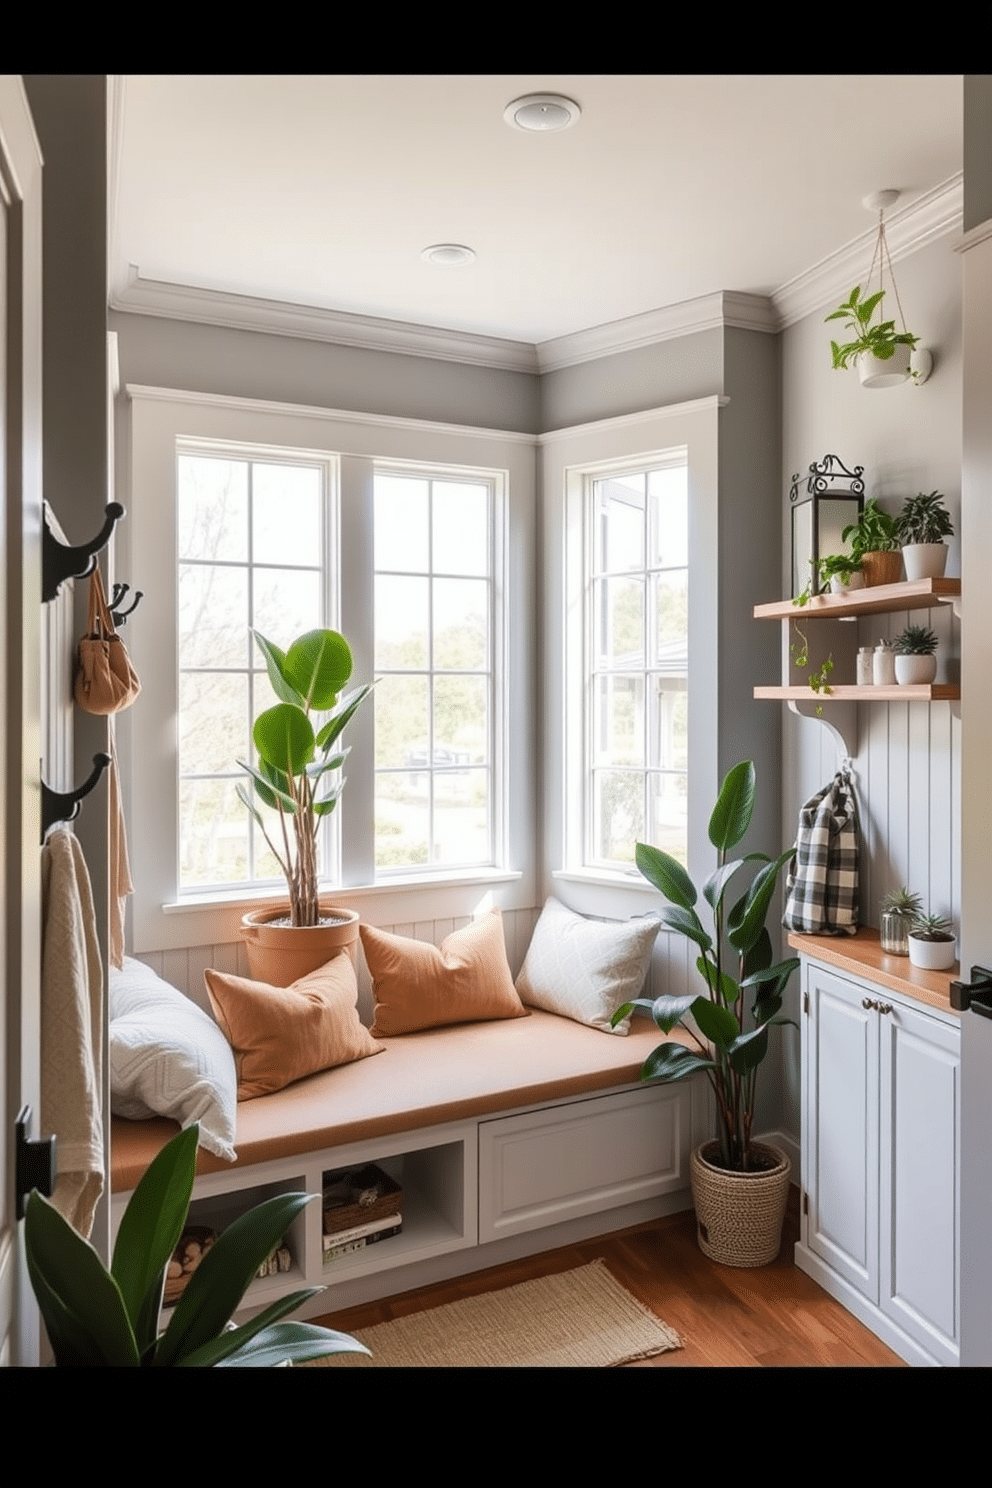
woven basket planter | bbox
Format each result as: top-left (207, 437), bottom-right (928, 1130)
top-left (689, 1141), bottom-right (791, 1268)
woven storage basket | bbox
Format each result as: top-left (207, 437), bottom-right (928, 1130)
top-left (322, 1164), bottom-right (402, 1237)
top-left (689, 1141), bottom-right (791, 1268)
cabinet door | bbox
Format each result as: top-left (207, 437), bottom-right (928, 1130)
top-left (879, 1000), bottom-right (960, 1365)
top-left (805, 965), bottom-right (879, 1300)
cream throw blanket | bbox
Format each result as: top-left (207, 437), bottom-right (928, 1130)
top-left (41, 827), bottom-right (104, 1236)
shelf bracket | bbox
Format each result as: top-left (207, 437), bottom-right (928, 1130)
top-left (937, 593), bottom-right (962, 621)
top-left (788, 699), bottom-right (857, 759)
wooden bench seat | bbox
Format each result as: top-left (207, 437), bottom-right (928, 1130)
top-left (111, 1009), bottom-right (688, 1192)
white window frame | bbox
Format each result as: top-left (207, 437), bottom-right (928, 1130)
top-left (539, 398), bottom-right (724, 921)
top-left (121, 388), bottom-right (535, 954)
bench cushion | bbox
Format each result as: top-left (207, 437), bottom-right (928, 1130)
top-left (111, 1009), bottom-right (689, 1192)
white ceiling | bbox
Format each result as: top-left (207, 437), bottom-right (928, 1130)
top-left (109, 75), bottom-right (963, 363)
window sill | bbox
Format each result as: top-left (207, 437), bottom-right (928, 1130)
top-left (164, 868), bottom-right (523, 914)
top-left (552, 868), bottom-right (656, 892)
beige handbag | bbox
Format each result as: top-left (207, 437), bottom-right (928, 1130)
top-left (74, 566), bottom-right (141, 715)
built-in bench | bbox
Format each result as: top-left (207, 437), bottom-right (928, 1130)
top-left (111, 1011), bottom-right (707, 1318)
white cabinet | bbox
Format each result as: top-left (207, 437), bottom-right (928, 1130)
top-left (795, 955), bottom-right (961, 1366)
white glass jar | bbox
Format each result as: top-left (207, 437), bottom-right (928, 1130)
top-left (857, 647), bottom-right (874, 686)
top-left (873, 644), bottom-right (896, 686)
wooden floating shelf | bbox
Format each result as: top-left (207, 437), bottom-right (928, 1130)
top-left (754, 684), bottom-right (960, 702)
top-left (753, 577), bottom-right (961, 622)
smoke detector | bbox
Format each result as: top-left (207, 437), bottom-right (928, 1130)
top-left (421, 243), bottom-right (476, 267)
top-left (503, 94), bottom-right (580, 133)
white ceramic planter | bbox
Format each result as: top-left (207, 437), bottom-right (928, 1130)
top-left (902, 542), bottom-right (948, 581)
top-left (857, 343), bottom-right (912, 388)
top-left (830, 572), bottom-right (865, 594)
top-left (895, 653), bottom-right (937, 685)
top-left (908, 934), bottom-right (957, 971)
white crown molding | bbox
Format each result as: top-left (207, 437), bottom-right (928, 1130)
top-left (535, 292), bottom-right (777, 372)
top-left (537, 394), bottom-right (729, 445)
top-left (111, 267), bottom-right (540, 374)
top-left (954, 217), bottom-right (992, 253)
top-left (123, 383), bottom-right (540, 446)
top-left (772, 173), bottom-right (963, 328)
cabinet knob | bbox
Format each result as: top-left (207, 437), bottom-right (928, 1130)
top-left (878, 1003), bottom-right (893, 1016)
top-left (862, 997), bottom-right (875, 1010)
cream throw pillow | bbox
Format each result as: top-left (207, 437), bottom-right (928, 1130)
top-left (362, 910), bottom-right (528, 1036)
top-left (205, 954), bottom-right (383, 1100)
top-left (516, 897), bottom-right (660, 1034)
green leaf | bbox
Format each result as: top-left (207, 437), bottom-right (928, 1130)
top-left (728, 1024), bottom-right (769, 1074)
top-left (283, 630), bottom-right (353, 712)
top-left (154, 1193), bottom-right (318, 1367)
top-left (111, 1123), bottom-right (198, 1353)
top-left (237, 763), bottom-right (295, 813)
top-left (728, 848), bottom-right (795, 954)
top-left (702, 854), bottom-right (767, 915)
top-left (25, 1192), bottom-right (140, 1366)
top-left (657, 905), bottom-right (712, 953)
top-left (610, 998), bottom-right (655, 1029)
top-left (315, 683), bottom-right (375, 751)
top-left (253, 704), bottom-right (315, 778)
top-left (214, 1322), bottom-right (371, 1368)
top-left (252, 632), bottom-right (305, 707)
top-left (635, 842), bottom-right (697, 909)
top-left (640, 1043), bottom-right (718, 1083)
top-left (708, 761), bottom-right (755, 852)
top-left (695, 955), bottom-right (737, 1006)
top-left (647, 992), bottom-right (698, 1034)
top-left (690, 996), bottom-right (740, 1048)
top-left (178, 1289), bottom-right (337, 1366)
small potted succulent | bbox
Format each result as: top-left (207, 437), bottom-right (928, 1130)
top-left (896, 490), bottom-right (954, 581)
top-left (825, 284), bottom-right (920, 388)
top-left (842, 499), bottom-right (902, 587)
top-left (879, 886), bottom-right (923, 955)
top-left (893, 623), bottom-right (938, 685)
top-left (908, 911), bottom-right (957, 971)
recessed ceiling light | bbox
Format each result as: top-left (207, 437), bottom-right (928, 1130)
top-left (503, 93), bottom-right (581, 133)
top-left (421, 243), bottom-right (476, 267)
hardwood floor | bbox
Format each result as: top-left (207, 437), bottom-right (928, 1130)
top-left (314, 1188), bottom-right (905, 1367)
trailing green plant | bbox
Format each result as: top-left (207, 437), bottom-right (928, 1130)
top-left (24, 1124), bottom-right (370, 1367)
top-left (825, 284), bottom-right (919, 372)
top-left (792, 552), bottom-right (863, 607)
top-left (909, 911), bottom-right (955, 942)
top-left (612, 761), bottom-right (799, 1173)
top-left (842, 498), bottom-right (900, 558)
top-left (880, 885), bottom-right (924, 919)
top-left (237, 628), bottom-right (373, 927)
top-left (896, 490), bottom-right (954, 546)
top-left (893, 623), bottom-right (938, 656)
top-left (790, 619), bottom-right (833, 710)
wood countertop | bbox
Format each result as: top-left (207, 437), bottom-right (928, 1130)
top-left (787, 927), bottom-right (960, 1017)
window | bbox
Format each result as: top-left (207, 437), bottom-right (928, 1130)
top-left (585, 456), bottom-right (688, 868)
top-left (373, 468), bottom-right (497, 873)
top-left (176, 448), bottom-right (334, 891)
top-left (126, 390), bottom-right (535, 954)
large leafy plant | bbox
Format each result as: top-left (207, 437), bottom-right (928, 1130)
top-left (613, 762), bottom-right (799, 1173)
top-left (237, 628), bottom-right (372, 927)
top-left (825, 284), bottom-right (919, 371)
top-left (842, 497), bottom-right (900, 558)
top-left (896, 490), bottom-right (953, 546)
top-left (25, 1124), bottom-right (369, 1366)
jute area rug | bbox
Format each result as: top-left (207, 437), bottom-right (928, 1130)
top-left (309, 1259), bottom-right (683, 1368)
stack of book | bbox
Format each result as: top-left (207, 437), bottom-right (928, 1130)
top-left (322, 1163), bottom-right (403, 1266)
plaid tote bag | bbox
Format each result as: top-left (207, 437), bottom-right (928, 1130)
top-left (782, 772), bottom-right (859, 935)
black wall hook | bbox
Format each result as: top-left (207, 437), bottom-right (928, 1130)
top-left (41, 753), bottom-right (112, 842)
top-left (43, 502), bottom-right (125, 602)
top-left (109, 581), bottom-right (143, 627)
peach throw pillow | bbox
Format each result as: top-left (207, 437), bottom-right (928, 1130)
top-left (204, 954), bottom-right (382, 1100)
top-left (362, 910), bottom-right (528, 1036)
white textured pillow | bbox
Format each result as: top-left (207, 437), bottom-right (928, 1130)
top-left (109, 956), bottom-right (237, 1161)
top-left (516, 898), bottom-right (660, 1034)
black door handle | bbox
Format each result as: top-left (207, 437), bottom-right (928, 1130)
top-left (949, 965), bottom-right (992, 1019)
top-left (15, 1106), bottom-right (57, 1219)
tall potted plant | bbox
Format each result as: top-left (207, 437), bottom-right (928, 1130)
top-left (613, 762), bottom-right (799, 1267)
top-left (238, 628), bottom-right (373, 985)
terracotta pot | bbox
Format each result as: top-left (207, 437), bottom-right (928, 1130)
top-left (689, 1141), bottom-right (791, 1268)
top-left (902, 542), bottom-right (948, 581)
top-left (861, 550), bottom-right (903, 587)
top-left (240, 903), bottom-right (360, 987)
